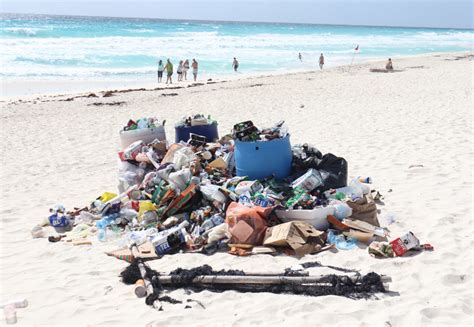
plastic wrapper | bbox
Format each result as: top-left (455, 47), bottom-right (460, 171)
top-left (225, 202), bottom-right (270, 245)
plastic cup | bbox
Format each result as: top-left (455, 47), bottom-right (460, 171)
top-left (4, 304), bottom-right (17, 324)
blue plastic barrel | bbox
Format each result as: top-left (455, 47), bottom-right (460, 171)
top-left (234, 135), bottom-right (292, 180)
top-left (175, 123), bottom-right (219, 143)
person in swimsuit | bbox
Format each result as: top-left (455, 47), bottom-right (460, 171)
top-left (183, 59), bottom-right (190, 80)
top-left (157, 59), bottom-right (164, 83)
top-left (177, 60), bottom-right (183, 82)
top-left (299, 52), bottom-right (302, 61)
top-left (319, 53), bottom-right (324, 70)
top-left (233, 57), bottom-right (239, 72)
top-left (192, 59), bottom-right (198, 81)
top-left (165, 59), bottom-right (173, 84)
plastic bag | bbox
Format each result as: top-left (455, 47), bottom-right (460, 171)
top-left (316, 153), bottom-right (348, 191)
top-left (346, 193), bottom-right (380, 227)
top-left (225, 202), bottom-right (270, 245)
top-left (168, 168), bottom-right (192, 192)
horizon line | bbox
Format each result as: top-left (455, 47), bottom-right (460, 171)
top-left (2, 11), bottom-right (472, 31)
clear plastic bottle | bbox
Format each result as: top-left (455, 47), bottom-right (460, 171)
top-left (97, 228), bottom-right (107, 242)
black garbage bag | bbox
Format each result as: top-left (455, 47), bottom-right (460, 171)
top-left (292, 144), bottom-right (323, 171)
top-left (316, 153), bottom-right (348, 191)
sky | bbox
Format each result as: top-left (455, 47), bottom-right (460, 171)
top-left (1, 0), bottom-right (473, 29)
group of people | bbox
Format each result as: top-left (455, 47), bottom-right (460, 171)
top-left (157, 57), bottom-right (241, 84)
top-left (158, 54), bottom-right (394, 83)
top-left (158, 57), bottom-right (239, 84)
top-left (298, 52), bottom-right (325, 70)
top-left (157, 58), bottom-right (199, 84)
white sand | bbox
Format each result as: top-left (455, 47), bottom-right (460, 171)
top-left (0, 52), bottom-right (473, 326)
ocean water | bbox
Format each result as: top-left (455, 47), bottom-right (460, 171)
top-left (1, 13), bottom-right (473, 82)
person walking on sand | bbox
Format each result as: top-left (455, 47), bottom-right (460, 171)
top-left (232, 57), bottom-right (239, 72)
top-left (192, 58), bottom-right (198, 81)
top-left (319, 53), bottom-right (324, 70)
top-left (299, 52), bottom-right (302, 61)
top-left (157, 59), bottom-right (164, 83)
top-left (177, 60), bottom-right (183, 82)
top-left (165, 59), bottom-right (173, 84)
top-left (386, 58), bottom-right (393, 71)
top-left (183, 59), bottom-right (190, 80)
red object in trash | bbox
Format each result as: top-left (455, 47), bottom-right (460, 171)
top-left (390, 231), bottom-right (420, 256)
top-left (131, 200), bottom-right (140, 211)
top-left (118, 151), bottom-right (126, 161)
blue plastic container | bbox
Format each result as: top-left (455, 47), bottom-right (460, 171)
top-left (175, 123), bottom-right (219, 143)
top-left (234, 135), bottom-right (292, 180)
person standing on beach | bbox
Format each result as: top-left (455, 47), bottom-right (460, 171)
top-left (183, 59), bottom-right (190, 80)
top-left (192, 59), bottom-right (198, 81)
top-left (165, 59), bottom-right (173, 84)
top-left (299, 52), bottom-right (302, 61)
top-left (319, 53), bottom-right (325, 70)
top-left (157, 59), bottom-right (164, 83)
top-left (233, 57), bottom-right (239, 72)
top-left (177, 60), bottom-right (183, 82)
top-left (386, 58), bottom-right (394, 71)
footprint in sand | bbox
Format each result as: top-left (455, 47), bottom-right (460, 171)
top-left (441, 273), bottom-right (469, 286)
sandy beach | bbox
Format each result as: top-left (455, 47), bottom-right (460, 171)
top-left (0, 52), bottom-right (473, 326)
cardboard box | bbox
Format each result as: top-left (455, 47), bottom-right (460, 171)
top-left (263, 221), bottom-right (325, 256)
top-left (390, 232), bottom-right (420, 256)
top-left (342, 219), bottom-right (387, 237)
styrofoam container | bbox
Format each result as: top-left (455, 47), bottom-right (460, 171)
top-left (275, 205), bottom-right (335, 230)
top-left (120, 126), bottom-right (166, 149)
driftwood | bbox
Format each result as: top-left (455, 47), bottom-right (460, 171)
top-left (156, 271), bottom-right (309, 277)
top-left (158, 274), bottom-right (391, 290)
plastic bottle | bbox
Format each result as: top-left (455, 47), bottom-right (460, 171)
top-left (31, 225), bottom-right (45, 238)
top-left (332, 202), bottom-right (353, 220)
top-left (96, 213), bottom-right (120, 229)
top-left (358, 176), bottom-right (373, 184)
top-left (137, 118), bottom-right (149, 129)
top-left (3, 304), bottom-right (17, 324)
top-left (75, 211), bottom-right (97, 225)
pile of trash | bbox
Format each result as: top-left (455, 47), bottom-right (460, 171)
top-left (232, 120), bottom-right (288, 141)
top-left (175, 114), bottom-right (216, 128)
top-left (28, 115), bottom-right (437, 310)
top-left (33, 116), bottom-right (432, 260)
top-left (122, 117), bottom-right (164, 131)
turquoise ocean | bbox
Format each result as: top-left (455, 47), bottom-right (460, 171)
top-left (1, 13), bottom-right (473, 82)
